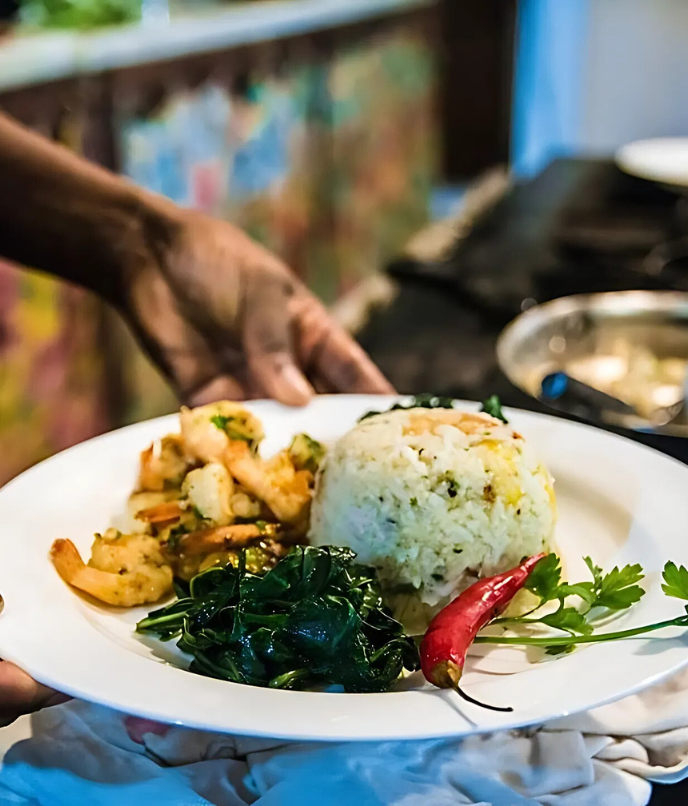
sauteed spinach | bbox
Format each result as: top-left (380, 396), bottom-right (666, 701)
top-left (137, 546), bottom-right (419, 692)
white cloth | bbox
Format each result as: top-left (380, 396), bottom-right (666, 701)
top-left (2, 669), bottom-right (688, 806)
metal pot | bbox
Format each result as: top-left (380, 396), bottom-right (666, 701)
top-left (496, 291), bottom-right (688, 449)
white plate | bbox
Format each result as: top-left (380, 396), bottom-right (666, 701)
top-left (0, 395), bottom-right (688, 742)
top-left (616, 137), bottom-right (688, 190)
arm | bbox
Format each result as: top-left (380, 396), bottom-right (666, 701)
top-left (0, 111), bottom-right (170, 300)
top-left (0, 112), bottom-right (393, 405)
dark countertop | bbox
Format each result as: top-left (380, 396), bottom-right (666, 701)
top-left (358, 157), bottom-right (688, 805)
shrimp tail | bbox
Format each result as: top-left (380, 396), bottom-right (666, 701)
top-left (51, 538), bottom-right (86, 585)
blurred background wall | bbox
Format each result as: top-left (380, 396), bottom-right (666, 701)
top-left (3, 0), bottom-right (688, 484)
top-left (513, 0), bottom-right (688, 176)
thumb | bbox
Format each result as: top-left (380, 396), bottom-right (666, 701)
top-left (0, 661), bottom-right (69, 726)
top-left (243, 280), bottom-right (314, 406)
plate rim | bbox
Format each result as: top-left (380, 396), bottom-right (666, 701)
top-left (615, 136), bottom-right (688, 188)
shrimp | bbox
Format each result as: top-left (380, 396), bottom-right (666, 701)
top-left (176, 523), bottom-right (281, 555)
top-left (51, 533), bottom-right (173, 607)
top-left (180, 402), bottom-right (264, 465)
top-left (404, 411), bottom-right (502, 437)
top-left (182, 462), bottom-right (234, 526)
top-left (138, 434), bottom-right (190, 492)
top-left (135, 500), bottom-right (184, 527)
top-left (223, 442), bottom-right (312, 524)
top-left (127, 491), bottom-right (180, 533)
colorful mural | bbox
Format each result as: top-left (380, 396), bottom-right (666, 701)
top-left (0, 261), bottom-right (109, 485)
top-left (0, 111), bottom-right (110, 484)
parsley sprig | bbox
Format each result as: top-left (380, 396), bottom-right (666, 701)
top-left (476, 555), bottom-right (688, 653)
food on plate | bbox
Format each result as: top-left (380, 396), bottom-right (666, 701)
top-left (137, 545), bottom-right (420, 692)
top-left (51, 531), bottom-right (173, 607)
top-left (420, 553), bottom-right (544, 710)
top-left (419, 551), bottom-right (688, 709)
top-left (49, 393), bottom-right (688, 701)
top-left (309, 406), bottom-right (556, 632)
top-left (51, 401), bottom-right (324, 606)
top-left (480, 394), bottom-right (508, 423)
top-left (224, 440), bottom-right (313, 526)
top-left (179, 401), bottom-right (264, 463)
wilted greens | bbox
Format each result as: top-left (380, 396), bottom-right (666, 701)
top-left (480, 395), bottom-right (508, 423)
top-left (359, 393), bottom-right (456, 422)
top-left (359, 394), bottom-right (510, 424)
top-left (137, 546), bottom-right (419, 692)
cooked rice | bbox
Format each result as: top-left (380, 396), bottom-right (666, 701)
top-left (309, 408), bottom-right (556, 631)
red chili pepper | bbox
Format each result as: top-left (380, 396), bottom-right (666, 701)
top-left (420, 553), bottom-right (545, 711)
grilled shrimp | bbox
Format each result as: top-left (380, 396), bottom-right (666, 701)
top-left (138, 434), bottom-right (190, 492)
top-left (177, 522), bottom-right (281, 555)
top-left (135, 501), bottom-right (184, 528)
top-left (51, 532), bottom-right (173, 607)
top-left (127, 491), bottom-right (182, 533)
top-left (180, 402), bottom-right (263, 464)
top-left (224, 442), bottom-right (312, 524)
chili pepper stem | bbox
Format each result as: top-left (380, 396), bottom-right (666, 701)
top-left (455, 686), bottom-right (514, 713)
top-left (432, 660), bottom-right (462, 690)
top-left (433, 660), bottom-right (514, 713)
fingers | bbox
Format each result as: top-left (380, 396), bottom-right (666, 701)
top-left (186, 375), bottom-right (246, 407)
top-left (243, 278), bottom-right (314, 406)
top-left (0, 662), bottom-right (69, 727)
top-left (291, 293), bottom-right (395, 395)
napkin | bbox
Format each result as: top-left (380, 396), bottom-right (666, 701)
top-left (1, 668), bottom-right (688, 806)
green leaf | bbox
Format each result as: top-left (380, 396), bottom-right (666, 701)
top-left (358, 394), bottom-right (455, 422)
top-left (524, 554), bottom-right (561, 601)
top-left (594, 563), bottom-right (645, 611)
top-left (557, 582), bottom-right (596, 604)
top-left (288, 434), bottom-right (326, 474)
top-left (545, 643), bottom-right (575, 656)
top-left (210, 414), bottom-right (230, 431)
top-left (662, 562), bottom-right (688, 601)
top-left (480, 395), bottom-right (508, 423)
top-left (541, 606), bottom-right (593, 635)
top-left (584, 556), bottom-right (603, 589)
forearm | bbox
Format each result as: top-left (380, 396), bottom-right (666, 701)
top-left (0, 112), bottom-right (178, 302)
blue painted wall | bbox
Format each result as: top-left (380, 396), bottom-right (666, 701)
top-left (512, 0), bottom-right (688, 178)
top-left (511, 0), bottom-right (589, 177)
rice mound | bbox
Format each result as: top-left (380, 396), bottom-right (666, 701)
top-left (309, 407), bottom-right (556, 631)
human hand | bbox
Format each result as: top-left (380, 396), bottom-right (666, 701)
top-left (0, 660), bottom-right (69, 726)
top-left (119, 208), bottom-right (394, 406)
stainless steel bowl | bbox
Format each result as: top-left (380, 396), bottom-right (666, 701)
top-left (497, 291), bottom-right (688, 437)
